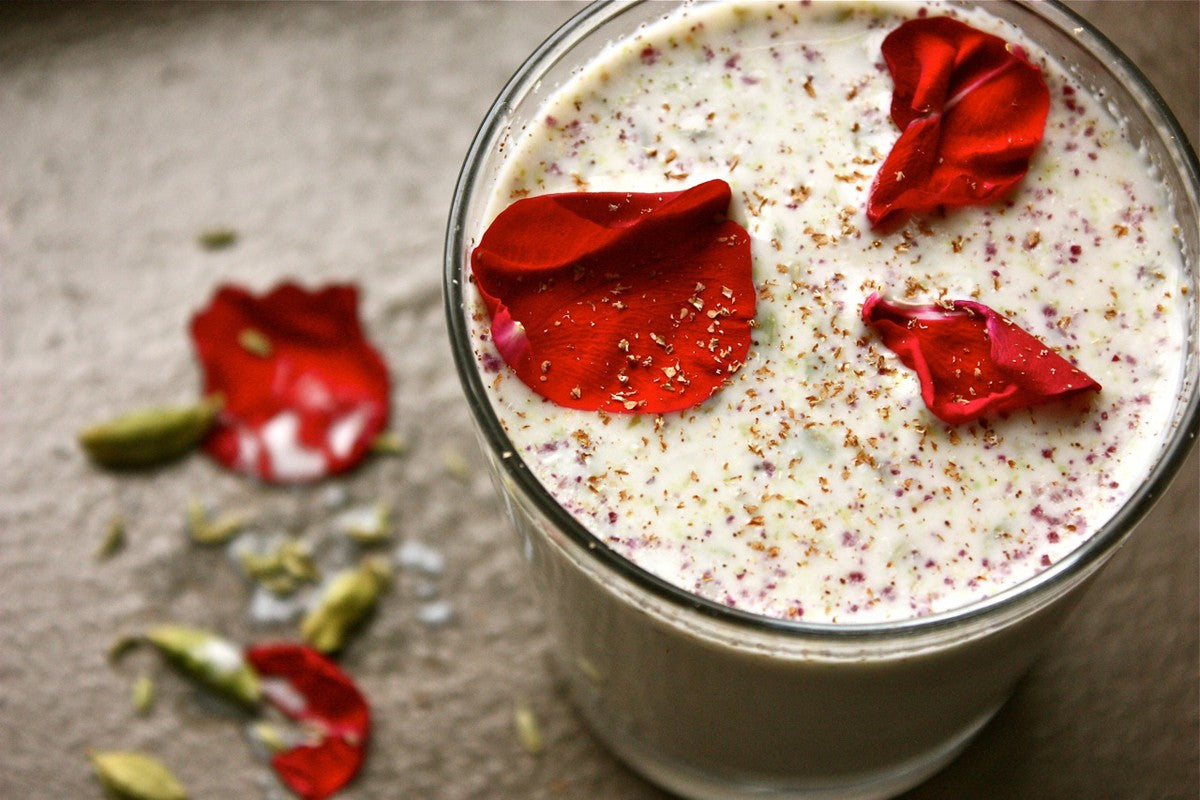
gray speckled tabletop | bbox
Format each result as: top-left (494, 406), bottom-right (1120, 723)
top-left (1, 2), bottom-right (1196, 798)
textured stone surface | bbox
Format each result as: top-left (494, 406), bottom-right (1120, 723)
top-left (0, 2), bottom-right (1195, 798)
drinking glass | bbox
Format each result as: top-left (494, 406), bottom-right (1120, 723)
top-left (444, 3), bottom-right (1199, 798)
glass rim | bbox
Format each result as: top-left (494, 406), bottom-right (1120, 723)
top-left (444, 0), bottom-right (1200, 641)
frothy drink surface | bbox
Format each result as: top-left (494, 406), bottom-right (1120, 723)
top-left (469, 0), bottom-right (1188, 623)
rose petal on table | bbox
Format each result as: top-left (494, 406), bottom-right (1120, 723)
top-left (245, 643), bottom-right (370, 800)
top-left (190, 283), bottom-right (389, 483)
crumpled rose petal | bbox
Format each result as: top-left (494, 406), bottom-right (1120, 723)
top-left (470, 179), bottom-right (755, 414)
top-left (245, 643), bottom-right (370, 800)
top-left (866, 16), bottom-right (1050, 227)
top-left (190, 283), bottom-right (389, 483)
top-left (862, 293), bottom-right (1100, 424)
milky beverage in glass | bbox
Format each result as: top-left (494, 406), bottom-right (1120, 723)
top-left (445, 2), bottom-right (1199, 798)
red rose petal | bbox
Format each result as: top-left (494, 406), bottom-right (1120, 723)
top-left (246, 643), bottom-right (370, 800)
top-left (867, 16), bottom-right (1050, 227)
top-left (190, 283), bottom-right (389, 483)
top-left (470, 179), bottom-right (755, 413)
top-left (862, 293), bottom-right (1100, 424)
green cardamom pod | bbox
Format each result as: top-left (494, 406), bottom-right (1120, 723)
top-left (78, 396), bottom-right (222, 469)
top-left (144, 625), bottom-right (260, 708)
top-left (301, 556), bottom-right (391, 653)
top-left (89, 751), bottom-right (188, 800)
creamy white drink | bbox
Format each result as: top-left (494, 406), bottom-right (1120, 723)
top-left (451, 2), bottom-right (1197, 798)
top-left (468, 0), bottom-right (1189, 624)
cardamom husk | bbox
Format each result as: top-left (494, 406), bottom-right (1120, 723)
top-left (369, 431), bottom-right (408, 456)
top-left (240, 538), bottom-right (318, 595)
top-left (89, 750), bottom-right (188, 800)
top-left (237, 328), bottom-right (272, 358)
top-left (513, 698), bottom-right (544, 756)
top-left (107, 634), bottom-right (142, 664)
top-left (185, 498), bottom-right (247, 546)
top-left (301, 555), bottom-right (391, 653)
top-left (247, 720), bottom-right (289, 755)
top-left (131, 674), bottom-right (155, 716)
top-left (337, 502), bottom-right (391, 545)
top-left (196, 227), bottom-right (237, 251)
top-left (144, 625), bottom-right (260, 708)
top-left (96, 514), bottom-right (127, 561)
top-left (78, 396), bottom-right (222, 469)
top-left (441, 449), bottom-right (471, 481)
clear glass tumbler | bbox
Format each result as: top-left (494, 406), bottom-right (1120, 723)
top-left (444, 3), bottom-right (1200, 798)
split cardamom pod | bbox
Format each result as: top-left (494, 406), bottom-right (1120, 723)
top-left (144, 625), bottom-right (260, 708)
top-left (77, 396), bottom-right (222, 469)
top-left (301, 555), bottom-right (391, 653)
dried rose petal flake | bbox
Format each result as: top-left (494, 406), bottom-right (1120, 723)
top-left (867, 16), bottom-right (1050, 227)
top-left (190, 283), bottom-right (389, 483)
top-left (470, 179), bottom-right (755, 413)
top-left (862, 293), bottom-right (1099, 424)
top-left (245, 643), bottom-right (370, 800)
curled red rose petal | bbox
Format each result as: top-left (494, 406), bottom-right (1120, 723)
top-left (862, 293), bottom-right (1100, 425)
top-left (470, 179), bottom-right (755, 414)
top-left (246, 642), bottom-right (370, 800)
top-left (866, 16), bottom-right (1050, 227)
top-left (190, 283), bottom-right (389, 483)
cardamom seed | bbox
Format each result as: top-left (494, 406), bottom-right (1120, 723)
top-left (185, 498), bottom-right (247, 545)
top-left (78, 396), bottom-right (222, 469)
top-left (89, 751), bottom-right (188, 800)
top-left (237, 328), bottom-right (272, 358)
top-left (301, 555), bottom-right (391, 653)
top-left (144, 625), bottom-right (260, 708)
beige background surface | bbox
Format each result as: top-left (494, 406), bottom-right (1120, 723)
top-left (1, 2), bottom-right (1196, 798)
